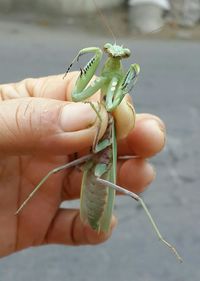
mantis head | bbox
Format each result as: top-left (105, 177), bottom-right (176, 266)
top-left (103, 43), bottom-right (131, 59)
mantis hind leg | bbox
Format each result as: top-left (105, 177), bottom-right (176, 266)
top-left (15, 154), bottom-right (93, 214)
top-left (96, 178), bottom-right (183, 263)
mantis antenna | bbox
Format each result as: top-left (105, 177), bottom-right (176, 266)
top-left (92, 0), bottom-right (117, 43)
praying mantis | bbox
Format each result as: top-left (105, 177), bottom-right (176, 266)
top-left (15, 42), bottom-right (182, 262)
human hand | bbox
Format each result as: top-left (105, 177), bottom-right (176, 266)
top-left (0, 73), bottom-right (165, 257)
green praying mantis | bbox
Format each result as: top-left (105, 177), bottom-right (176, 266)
top-left (15, 43), bottom-right (182, 262)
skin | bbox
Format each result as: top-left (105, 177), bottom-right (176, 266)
top-left (0, 72), bottom-right (166, 258)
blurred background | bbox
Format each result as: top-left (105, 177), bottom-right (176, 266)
top-left (0, 0), bottom-right (199, 280)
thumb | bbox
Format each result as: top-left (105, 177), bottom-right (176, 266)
top-left (0, 98), bottom-right (108, 155)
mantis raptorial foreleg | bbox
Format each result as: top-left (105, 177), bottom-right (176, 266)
top-left (106, 64), bottom-right (140, 112)
top-left (64, 47), bottom-right (102, 77)
top-left (65, 47), bottom-right (108, 102)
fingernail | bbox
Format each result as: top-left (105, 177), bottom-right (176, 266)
top-left (84, 215), bottom-right (117, 242)
top-left (110, 215), bottom-right (118, 230)
top-left (153, 117), bottom-right (166, 135)
top-left (60, 103), bottom-right (97, 132)
top-left (146, 119), bottom-right (166, 148)
top-left (146, 161), bottom-right (156, 185)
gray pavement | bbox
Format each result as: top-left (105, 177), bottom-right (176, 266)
top-left (0, 13), bottom-right (200, 281)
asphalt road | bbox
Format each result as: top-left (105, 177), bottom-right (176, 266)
top-left (0, 14), bottom-right (200, 281)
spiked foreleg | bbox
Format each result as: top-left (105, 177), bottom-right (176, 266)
top-left (71, 47), bottom-right (108, 102)
top-left (106, 64), bottom-right (140, 112)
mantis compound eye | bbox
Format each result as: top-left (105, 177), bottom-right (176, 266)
top-left (103, 43), bottom-right (112, 50)
top-left (124, 48), bottom-right (131, 57)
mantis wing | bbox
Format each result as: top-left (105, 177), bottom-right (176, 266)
top-left (80, 118), bottom-right (117, 232)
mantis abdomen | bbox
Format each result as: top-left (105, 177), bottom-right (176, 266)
top-left (80, 166), bottom-right (112, 231)
top-left (80, 116), bottom-right (116, 232)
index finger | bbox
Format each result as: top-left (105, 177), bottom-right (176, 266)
top-left (28, 72), bottom-right (81, 101)
top-left (26, 72), bottom-right (100, 102)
